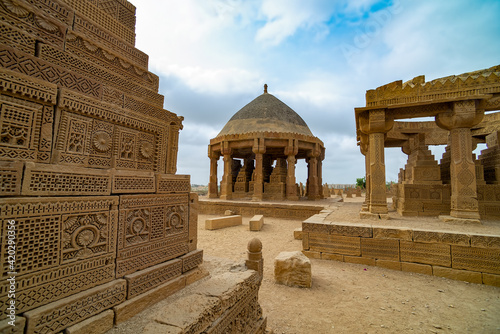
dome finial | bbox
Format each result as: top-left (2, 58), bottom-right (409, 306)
top-left (264, 84), bottom-right (268, 94)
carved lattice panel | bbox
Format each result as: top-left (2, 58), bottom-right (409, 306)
top-left (116, 194), bottom-right (190, 276)
top-left (0, 196), bottom-right (118, 317)
top-left (0, 94), bottom-right (53, 163)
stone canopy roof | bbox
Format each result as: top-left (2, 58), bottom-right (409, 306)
top-left (217, 88), bottom-right (314, 137)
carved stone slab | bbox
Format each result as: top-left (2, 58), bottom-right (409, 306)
top-left (400, 241), bottom-right (451, 267)
top-left (0, 196), bottom-right (119, 318)
top-left (451, 245), bottom-right (500, 274)
top-left (24, 279), bottom-right (126, 334)
top-left (125, 259), bottom-right (182, 299)
top-left (0, 161), bottom-right (22, 196)
top-left (116, 193), bottom-right (190, 276)
top-left (181, 249), bottom-right (203, 273)
top-left (157, 174), bottom-right (191, 193)
top-left (360, 238), bottom-right (400, 261)
top-left (112, 170), bottom-right (156, 194)
top-left (308, 233), bottom-right (361, 256)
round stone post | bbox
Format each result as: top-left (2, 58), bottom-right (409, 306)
top-left (306, 151), bottom-right (320, 200)
top-left (285, 139), bottom-right (299, 200)
top-left (436, 100), bottom-right (484, 221)
top-left (360, 134), bottom-right (370, 212)
top-left (246, 238), bottom-right (263, 282)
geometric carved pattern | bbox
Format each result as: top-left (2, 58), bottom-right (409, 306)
top-left (400, 241), bottom-right (451, 267)
top-left (117, 194), bottom-right (190, 276)
top-left (0, 46), bottom-right (102, 98)
top-left (181, 249), bottom-right (203, 273)
top-left (451, 245), bottom-right (500, 275)
top-left (23, 280), bottom-right (126, 334)
top-left (360, 238), bottom-right (400, 261)
top-left (125, 259), bottom-right (182, 299)
top-left (157, 174), bottom-right (191, 193)
top-left (308, 233), bottom-right (361, 256)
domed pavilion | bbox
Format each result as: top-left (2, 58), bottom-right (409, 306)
top-left (208, 85), bottom-right (325, 201)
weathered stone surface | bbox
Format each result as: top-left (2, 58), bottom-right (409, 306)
top-left (451, 245), bottom-right (500, 274)
top-left (114, 276), bottom-right (186, 325)
top-left (0, 316), bottom-right (25, 334)
top-left (344, 256), bottom-right (376, 266)
top-left (64, 310), bottom-right (114, 334)
top-left (361, 238), bottom-right (400, 261)
top-left (373, 226), bottom-right (412, 241)
top-left (205, 215), bottom-right (242, 230)
top-left (376, 259), bottom-right (401, 271)
top-left (401, 262), bottom-right (433, 276)
top-left (249, 214), bottom-right (264, 231)
top-left (482, 273), bottom-right (500, 287)
top-left (400, 241), bottom-right (451, 267)
top-left (274, 251), bottom-right (312, 288)
top-left (309, 233), bottom-right (361, 256)
top-left (294, 228), bottom-right (303, 240)
top-left (24, 280), bottom-right (126, 334)
top-left (432, 266), bottom-right (483, 284)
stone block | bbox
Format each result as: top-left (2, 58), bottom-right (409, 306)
top-left (413, 230), bottom-right (470, 246)
top-left (432, 266), bottom-right (482, 284)
top-left (64, 310), bottom-right (114, 334)
top-left (205, 215), bottom-right (242, 230)
top-left (302, 232), bottom-right (309, 250)
top-left (376, 259), bottom-right (401, 271)
top-left (274, 251), bottom-right (312, 288)
top-left (181, 249), bottom-right (203, 273)
top-left (157, 174), bottom-right (191, 193)
top-left (321, 253), bottom-right (344, 261)
top-left (24, 280), bottom-right (126, 334)
top-left (22, 162), bottom-right (112, 196)
top-left (373, 226), bottom-right (412, 241)
top-left (0, 316), bottom-right (25, 334)
top-left (482, 273), bottom-right (500, 287)
top-left (302, 250), bottom-right (321, 259)
top-left (116, 193), bottom-right (190, 277)
top-left (249, 215), bottom-right (264, 231)
top-left (401, 262), bottom-right (433, 276)
top-left (344, 256), bottom-right (376, 266)
top-left (184, 267), bottom-right (210, 286)
top-left (361, 238), bottom-right (400, 261)
top-left (124, 259), bottom-right (182, 299)
top-left (114, 276), bottom-right (186, 325)
top-left (451, 245), bottom-right (500, 274)
top-left (470, 234), bottom-right (500, 248)
top-left (0, 161), bottom-right (23, 196)
top-left (400, 241), bottom-right (451, 267)
top-left (294, 228), bottom-right (303, 240)
top-left (308, 233), bottom-right (361, 256)
top-left (329, 222), bottom-right (372, 238)
top-left (0, 196), bottom-right (119, 317)
top-left (112, 169), bottom-right (156, 194)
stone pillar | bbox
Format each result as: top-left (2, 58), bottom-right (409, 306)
top-left (360, 134), bottom-right (370, 212)
top-left (435, 100), bottom-right (484, 221)
top-left (286, 155), bottom-right (298, 200)
top-left (208, 150), bottom-right (219, 198)
top-left (220, 143), bottom-right (233, 200)
top-left (252, 138), bottom-right (265, 201)
top-left (318, 148), bottom-right (324, 198)
top-left (285, 139), bottom-right (299, 200)
top-left (359, 109), bottom-right (394, 217)
top-left (307, 151), bottom-right (320, 200)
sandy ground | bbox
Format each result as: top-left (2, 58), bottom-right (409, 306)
top-left (108, 196), bottom-right (500, 334)
top-left (197, 196), bottom-right (500, 334)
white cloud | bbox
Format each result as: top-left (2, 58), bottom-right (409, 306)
top-left (256, 0), bottom-right (335, 46)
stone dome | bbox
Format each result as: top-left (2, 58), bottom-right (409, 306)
top-left (217, 88), bottom-right (314, 137)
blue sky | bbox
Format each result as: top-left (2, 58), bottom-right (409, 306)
top-left (128, 0), bottom-right (500, 185)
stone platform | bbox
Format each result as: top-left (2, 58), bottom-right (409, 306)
top-left (300, 199), bottom-right (500, 287)
top-left (199, 197), bottom-right (341, 220)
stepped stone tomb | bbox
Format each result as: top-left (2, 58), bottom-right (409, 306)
top-left (0, 0), bottom-right (267, 333)
top-left (207, 85), bottom-right (326, 202)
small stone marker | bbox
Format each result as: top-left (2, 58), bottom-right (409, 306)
top-left (249, 215), bottom-right (264, 231)
top-left (293, 228), bottom-right (302, 240)
top-left (274, 251), bottom-right (312, 288)
top-left (205, 215), bottom-right (242, 230)
top-left (224, 210), bottom-right (235, 216)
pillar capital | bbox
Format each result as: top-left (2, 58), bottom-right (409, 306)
top-left (252, 138), bottom-right (266, 155)
top-left (221, 141), bottom-right (232, 156)
top-left (359, 109), bottom-right (394, 134)
top-left (435, 100), bottom-right (484, 130)
top-left (284, 138), bottom-right (299, 156)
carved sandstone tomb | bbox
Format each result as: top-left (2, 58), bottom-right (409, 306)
top-left (0, 0), bottom-right (204, 332)
top-left (355, 65), bottom-right (500, 221)
top-left (208, 85), bottom-right (325, 201)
